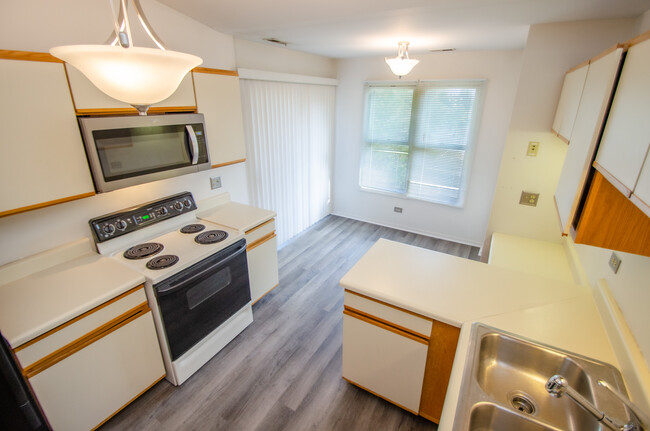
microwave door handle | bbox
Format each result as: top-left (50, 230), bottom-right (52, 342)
top-left (186, 125), bottom-right (199, 165)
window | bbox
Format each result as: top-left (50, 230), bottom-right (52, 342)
top-left (359, 80), bottom-right (485, 207)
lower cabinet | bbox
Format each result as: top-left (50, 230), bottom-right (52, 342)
top-left (14, 285), bottom-right (165, 431)
top-left (245, 219), bottom-right (279, 303)
top-left (342, 290), bottom-right (460, 423)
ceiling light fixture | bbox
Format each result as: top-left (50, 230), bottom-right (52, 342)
top-left (385, 41), bottom-right (419, 78)
top-left (50, 0), bottom-right (202, 115)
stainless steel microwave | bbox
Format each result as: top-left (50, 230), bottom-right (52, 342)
top-left (78, 113), bottom-right (210, 193)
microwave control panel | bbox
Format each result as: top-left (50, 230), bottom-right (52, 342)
top-left (89, 192), bottom-right (197, 242)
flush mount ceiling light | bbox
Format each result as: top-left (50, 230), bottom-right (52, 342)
top-left (50, 0), bottom-right (202, 115)
top-left (385, 41), bottom-right (419, 78)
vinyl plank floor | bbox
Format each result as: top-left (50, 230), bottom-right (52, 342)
top-left (100, 215), bottom-right (479, 431)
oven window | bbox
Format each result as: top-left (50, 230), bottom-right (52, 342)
top-left (93, 125), bottom-right (191, 181)
top-left (186, 267), bottom-right (232, 310)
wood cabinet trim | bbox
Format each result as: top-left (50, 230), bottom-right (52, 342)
top-left (590, 44), bottom-right (625, 63)
top-left (75, 106), bottom-right (198, 117)
top-left (245, 218), bottom-right (275, 235)
top-left (625, 29), bottom-right (650, 48)
top-left (22, 302), bottom-right (150, 378)
top-left (344, 289), bottom-right (433, 322)
top-left (0, 49), bottom-right (62, 63)
top-left (211, 158), bottom-right (246, 169)
top-left (193, 67), bottom-right (239, 76)
top-left (565, 60), bottom-right (589, 75)
top-left (14, 284), bottom-right (145, 352)
top-left (631, 193), bottom-right (650, 218)
top-left (593, 161), bottom-right (633, 197)
top-left (343, 308), bottom-right (429, 345)
top-left (344, 305), bottom-right (430, 341)
top-left (247, 232), bottom-right (276, 252)
top-left (418, 320), bottom-right (461, 423)
top-left (0, 192), bottom-right (96, 219)
top-left (342, 377), bottom-right (419, 415)
top-left (251, 283), bottom-right (280, 305)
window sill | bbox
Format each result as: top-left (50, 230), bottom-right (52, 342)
top-left (358, 186), bottom-right (464, 209)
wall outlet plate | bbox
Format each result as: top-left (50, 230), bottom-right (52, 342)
top-left (519, 191), bottom-right (539, 207)
top-left (527, 141), bottom-right (540, 156)
top-left (210, 176), bottom-right (222, 189)
top-left (609, 252), bottom-right (622, 274)
top-left (394, 207), bottom-right (403, 213)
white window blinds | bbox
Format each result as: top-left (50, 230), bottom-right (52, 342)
top-left (360, 80), bottom-right (485, 207)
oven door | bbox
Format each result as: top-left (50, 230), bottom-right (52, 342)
top-left (153, 239), bottom-right (251, 361)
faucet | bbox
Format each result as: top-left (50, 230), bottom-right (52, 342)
top-left (545, 375), bottom-right (645, 431)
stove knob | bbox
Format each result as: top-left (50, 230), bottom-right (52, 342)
top-left (157, 207), bottom-right (169, 216)
top-left (115, 220), bottom-right (127, 231)
top-left (102, 224), bottom-right (116, 235)
top-left (174, 202), bottom-right (183, 211)
top-left (183, 199), bottom-right (192, 208)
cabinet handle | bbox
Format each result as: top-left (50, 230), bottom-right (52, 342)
top-left (344, 308), bottom-right (429, 345)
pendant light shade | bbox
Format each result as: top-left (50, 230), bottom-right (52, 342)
top-left (50, 0), bottom-right (202, 114)
top-left (385, 41), bottom-right (419, 78)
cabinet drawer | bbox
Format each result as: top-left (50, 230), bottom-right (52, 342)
top-left (342, 312), bottom-right (428, 413)
top-left (344, 290), bottom-right (432, 339)
top-left (245, 219), bottom-right (276, 246)
top-left (15, 285), bottom-right (147, 369)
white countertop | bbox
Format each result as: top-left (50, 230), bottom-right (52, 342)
top-left (339, 238), bottom-right (625, 430)
top-left (0, 239), bottom-right (145, 348)
top-left (197, 196), bottom-right (275, 233)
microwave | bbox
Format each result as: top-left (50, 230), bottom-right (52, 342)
top-left (78, 113), bottom-right (211, 193)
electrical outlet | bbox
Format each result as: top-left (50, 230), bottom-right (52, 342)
top-left (519, 191), bottom-right (539, 207)
top-left (210, 176), bottom-right (222, 189)
top-left (394, 207), bottom-right (403, 213)
top-left (609, 252), bottom-right (622, 274)
top-left (527, 141), bottom-right (540, 156)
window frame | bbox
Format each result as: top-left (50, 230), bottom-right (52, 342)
top-left (359, 79), bottom-right (485, 207)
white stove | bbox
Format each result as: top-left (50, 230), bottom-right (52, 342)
top-left (90, 192), bottom-right (253, 385)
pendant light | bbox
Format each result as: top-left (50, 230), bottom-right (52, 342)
top-left (50, 0), bottom-right (202, 115)
top-left (385, 41), bottom-right (419, 78)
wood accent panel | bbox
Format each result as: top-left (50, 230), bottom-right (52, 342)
top-left (247, 232), bottom-right (276, 252)
top-left (14, 284), bottom-right (145, 352)
top-left (193, 67), bottom-right (239, 76)
top-left (593, 161), bottom-right (633, 197)
top-left (244, 218), bottom-right (275, 235)
top-left (211, 158), bottom-right (246, 169)
top-left (343, 308), bottom-right (428, 345)
top-left (91, 374), bottom-right (166, 431)
top-left (75, 106), bottom-right (198, 117)
top-left (22, 303), bottom-right (150, 378)
top-left (345, 306), bottom-right (430, 340)
top-left (344, 289), bottom-right (433, 322)
top-left (418, 320), bottom-right (461, 424)
top-left (575, 171), bottom-right (650, 256)
top-left (343, 377), bottom-right (419, 416)
top-left (0, 192), bottom-right (95, 219)
top-left (0, 49), bottom-right (62, 63)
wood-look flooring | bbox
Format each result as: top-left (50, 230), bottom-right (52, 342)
top-left (101, 215), bottom-right (479, 431)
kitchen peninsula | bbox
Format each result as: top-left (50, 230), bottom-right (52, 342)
top-left (340, 238), bottom-right (631, 429)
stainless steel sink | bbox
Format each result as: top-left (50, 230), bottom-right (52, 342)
top-left (454, 324), bottom-right (637, 431)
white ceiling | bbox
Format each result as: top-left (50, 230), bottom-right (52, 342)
top-left (157, 0), bottom-right (649, 58)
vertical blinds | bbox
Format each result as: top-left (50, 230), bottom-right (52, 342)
top-left (240, 79), bottom-right (335, 246)
top-left (360, 80), bottom-right (484, 206)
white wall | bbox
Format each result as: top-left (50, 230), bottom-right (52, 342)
top-left (332, 50), bottom-right (523, 247)
top-left (485, 19), bottom-right (637, 246)
top-left (0, 0), bottom-right (246, 266)
top-left (234, 39), bottom-right (337, 78)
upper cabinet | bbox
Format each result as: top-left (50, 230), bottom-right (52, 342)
top-left (551, 62), bottom-right (589, 142)
top-left (193, 69), bottom-right (247, 168)
top-left (0, 52), bottom-right (95, 217)
top-left (554, 46), bottom-right (624, 234)
top-left (593, 34), bottom-right (650, 215)
top-left (65, 64), bottom-right (196, 115)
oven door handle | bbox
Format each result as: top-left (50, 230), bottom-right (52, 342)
top-left (186, 125), bottom-right (199, 165)
top-left (156, 241), bottom-right (247, 295)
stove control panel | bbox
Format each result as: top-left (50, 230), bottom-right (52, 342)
top-left (89, 192), bottom-right (198, 243)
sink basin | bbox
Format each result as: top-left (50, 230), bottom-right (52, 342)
top-left (453, 324), bottom-right (634, 431)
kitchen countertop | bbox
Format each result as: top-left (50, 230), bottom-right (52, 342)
top-left (0, 238), bottom-right (145, 348)
top-left (339, 238), bottom-right (625, 430)
top-left (197, 194), bottom-right (276, 232)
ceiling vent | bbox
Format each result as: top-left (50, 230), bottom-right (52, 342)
top-left (263, 38), bottom-right (288, 46)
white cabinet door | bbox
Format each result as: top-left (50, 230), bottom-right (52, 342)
top-left (65, 64), bottom-right (196, 112)
top-left (193, 71), bottom-right (247, 167)
top-left (342, 313), bottom-right (428, 413)
top-left (552, 63), bottom-right (589, 142)
top-left (0, 58), bottom-right (95, 216)
top-left (554, 48), bottom-right (624, 234)
top-left (595, 36), bottom-right (650, 197)
top-left (247, 235), bottom-right (279, 303)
